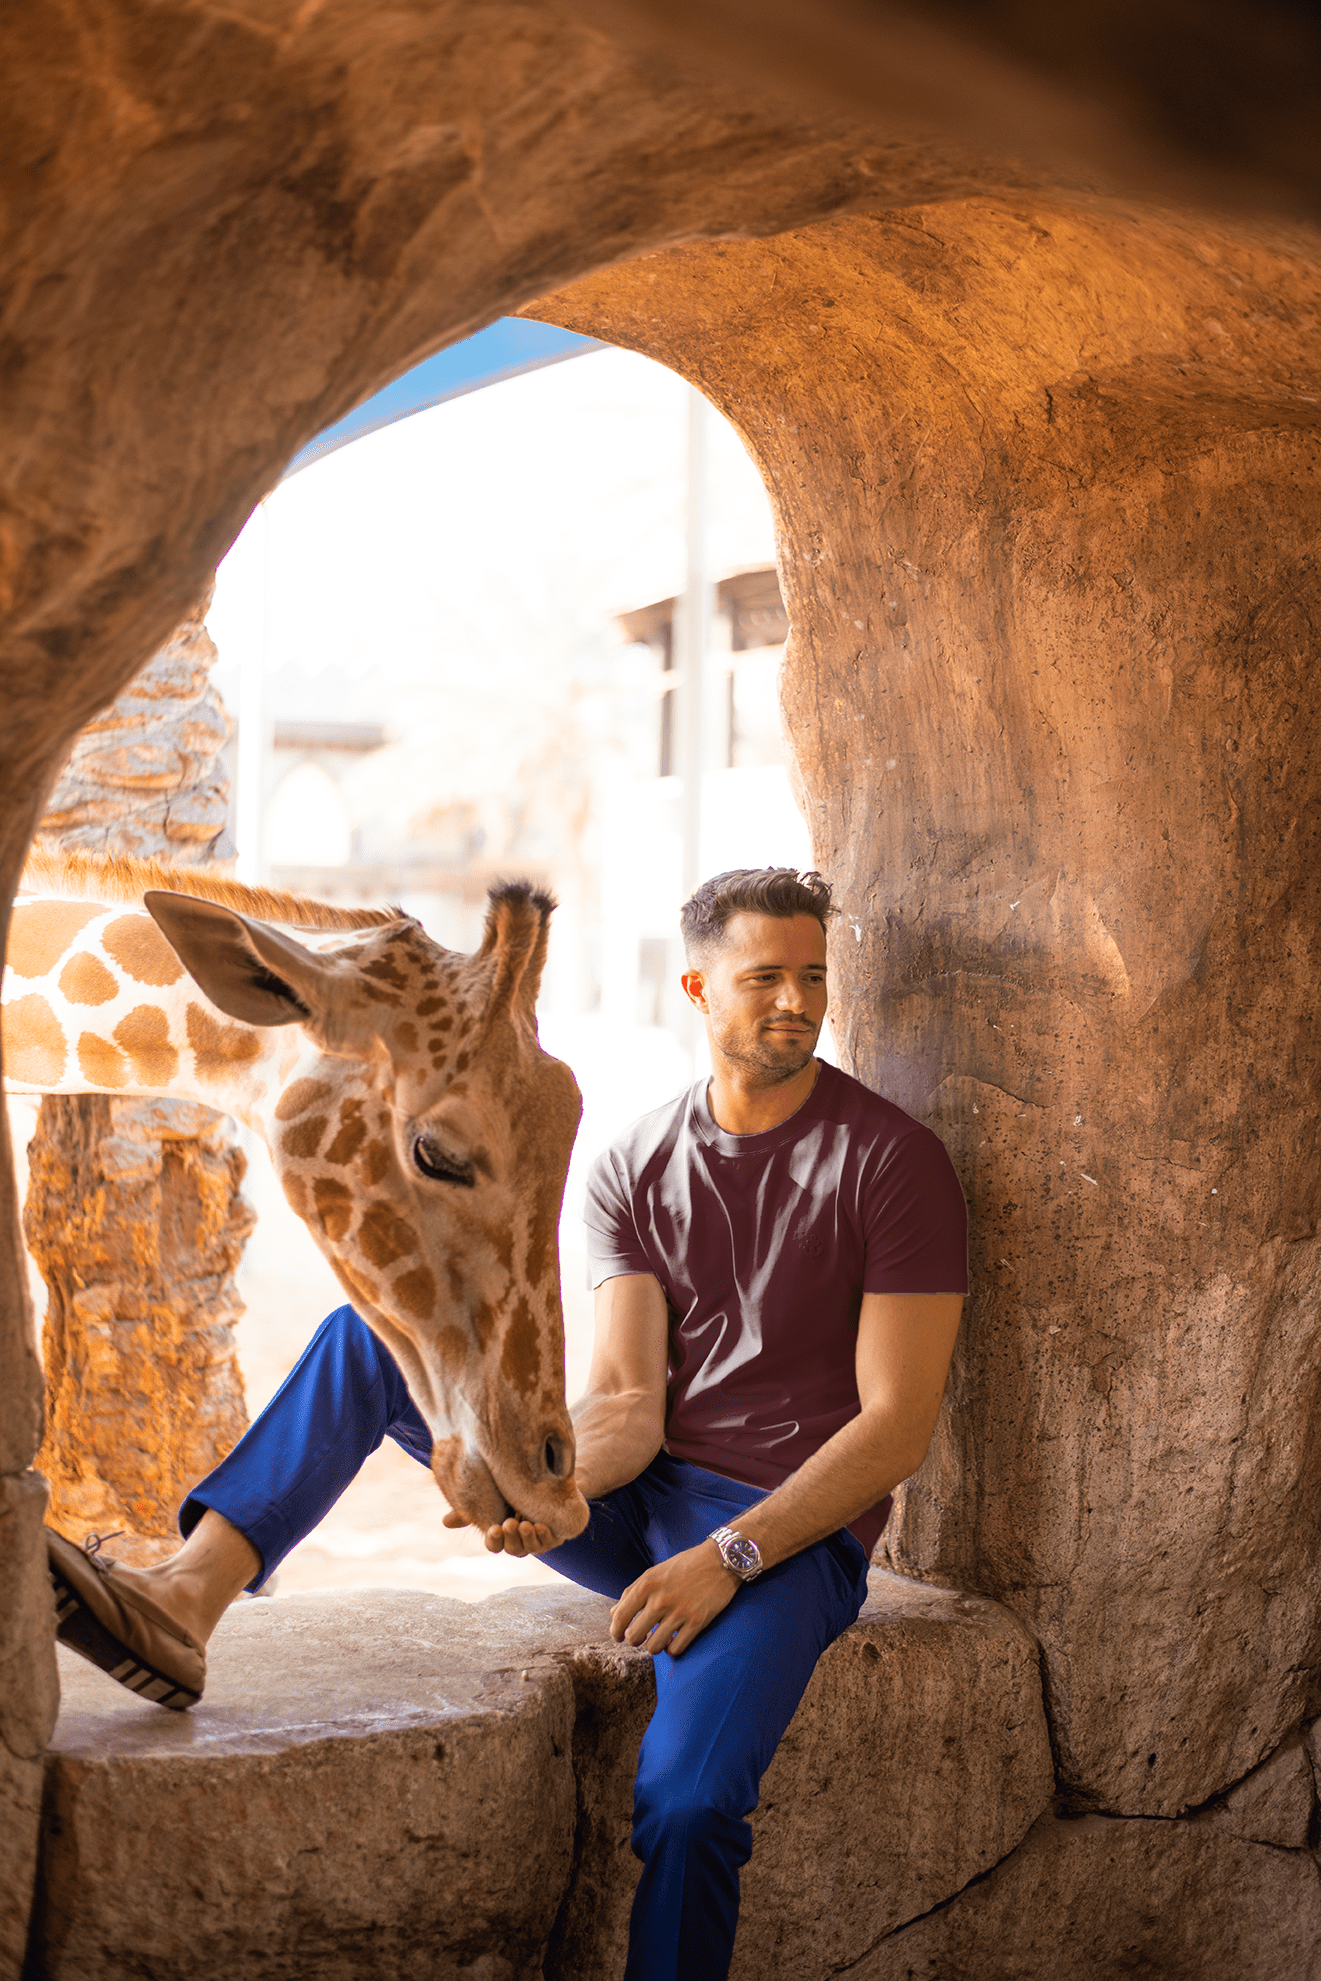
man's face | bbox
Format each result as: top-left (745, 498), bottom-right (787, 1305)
top-left (683, 912), bottom-right (828, 1085)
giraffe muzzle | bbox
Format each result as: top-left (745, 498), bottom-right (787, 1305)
top-left (430, 1432), bottom-right (589, 1541)
top-left (542, 1431), bottom-right (573, 1480)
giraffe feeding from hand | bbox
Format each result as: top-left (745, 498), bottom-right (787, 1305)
top-left (2, 848), bottom-right (589, 1542)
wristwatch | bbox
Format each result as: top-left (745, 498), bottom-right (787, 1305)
top-left (708, 1525), bottom-right (763, 1583)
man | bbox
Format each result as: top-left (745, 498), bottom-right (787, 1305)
top-left (49, 867), bottom-right (966, 1980)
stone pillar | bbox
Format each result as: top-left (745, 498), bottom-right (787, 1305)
top-left (26, 600), bottom-right (252, 1561)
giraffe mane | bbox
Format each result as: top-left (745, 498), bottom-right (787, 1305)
top-left (20, 845), bottom-right (402, 932)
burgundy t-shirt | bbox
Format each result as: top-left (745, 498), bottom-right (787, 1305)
top-left (583, 1059), bottom-right (968, 1557)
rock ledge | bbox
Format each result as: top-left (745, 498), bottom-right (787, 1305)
top-left (35, 1574), bottom-right (1053, 1980)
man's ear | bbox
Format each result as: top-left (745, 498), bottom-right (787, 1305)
top-left (144, 892), bottom-right (336, 1028)
top-left (680, 968), bottom-right (709, 1013)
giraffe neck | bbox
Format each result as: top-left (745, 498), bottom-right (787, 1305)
top-left (2, 894), bottom-right (319, 1135)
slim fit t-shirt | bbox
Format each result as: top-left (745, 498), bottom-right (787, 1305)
top-left (583, 1059), bottom-right (968, 1556)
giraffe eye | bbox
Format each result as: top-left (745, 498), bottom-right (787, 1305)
top-left (413, 1136), bottom-right (476, 1187)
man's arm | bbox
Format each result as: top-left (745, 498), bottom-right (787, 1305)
top-left (478, 1273), bottom-right (669, 1556)
top-left (608, 1289), bottom-right (963, 1656)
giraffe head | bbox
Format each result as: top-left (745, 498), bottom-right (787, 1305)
top-left (145, 881), bottom-right (589, 1542)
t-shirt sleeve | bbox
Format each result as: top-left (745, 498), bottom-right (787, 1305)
top-left (861, 1124), bottom-right (969, 1295)
top-left (583, 1147), bottom-right (655, 1288)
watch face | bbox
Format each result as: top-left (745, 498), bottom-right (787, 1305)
top-left (725, 1536), bottom-right (760, 1577)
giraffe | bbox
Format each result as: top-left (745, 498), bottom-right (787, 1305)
top-left (3, 848), bottom-right (590, 1543)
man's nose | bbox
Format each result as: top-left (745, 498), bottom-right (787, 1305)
top-left (775, 980), bottom-right (807, 1011)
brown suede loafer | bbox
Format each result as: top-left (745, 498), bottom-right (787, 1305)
top-left (47, 1529), bottom-right (206, 1710)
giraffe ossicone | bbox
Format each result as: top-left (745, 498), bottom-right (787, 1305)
top-left (3, 848), bottom-right (589, 1542)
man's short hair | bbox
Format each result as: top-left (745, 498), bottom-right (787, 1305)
top-left (680, 868), bottom-right (836, 963)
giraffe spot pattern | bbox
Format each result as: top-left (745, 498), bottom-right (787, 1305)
top-left (337, 1261), bottom-right (379, 1313)
top-left (523, 1207), bottom-right (556, 1288)
top-left (313, 1176), bottom-right (354, 1240)
top-left (500, 1295), bottom-right (542, 1396)
top-left (364, 956), bottom-right (406, 987)
top-left (282, 1113), bottom-right (329, 1159)
top-left (415, 996), bottom-right (445, 1017)
top-left (275, 1077), bottom-right (333, 1121)
top-left (361, 1138), bottom-right (392, 1186)
top-left (437, 1323), bottom-right (468, 1365)
top-left (58, 952), bottom-right (118, 1006)
top-left (186, 1001), bottom-right (262, 1080)
top-left (78, 1030), bottom-right (129, 1088)
top-left (395, 1021), bottom-right (418, 1052)
top-left (114, 1005), bottom-right (179, 1088)
top-left (394, 1265), bottom-right (437, 1318)
top-left (324, 1104), bottom-right (367, 1164)
top-left (6, 901), bottom-right (102, 979)
top-left (359, 1200), bottom-right (417, 1269)
top-left (2, 993), bottom-right (68, 1084)
top-left (103, 914), bottom-right (186, 986)
top-left (472, 1298), bottom-right (501, 1351)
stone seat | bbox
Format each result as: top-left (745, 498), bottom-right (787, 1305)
top-left (32, 1572), bottom-right (1052, 1981)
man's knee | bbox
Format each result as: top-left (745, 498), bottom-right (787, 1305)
top-left (631, 1784), bottom-right (752, 1871)
top-left (315, 1304), bottom-right (399, 1387)
top-left (318, 1302), bottom-right (377, 1354)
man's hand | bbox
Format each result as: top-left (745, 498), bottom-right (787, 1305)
top-left (442, 1508), bottom-right (557, 1556)
top-left (610, 1540), bottom-right (738, 1657)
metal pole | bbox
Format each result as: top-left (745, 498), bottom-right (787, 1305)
top-left (676, 387), bottom-right (712, 904)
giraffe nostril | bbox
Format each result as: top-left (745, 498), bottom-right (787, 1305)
top-left (543, 1434), bottom-right (571, 1479)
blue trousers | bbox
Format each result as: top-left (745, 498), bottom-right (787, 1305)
top-left (182, 1305), bottom-right (871, 1980)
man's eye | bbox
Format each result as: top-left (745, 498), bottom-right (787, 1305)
top-left (413, 1136), bottom-right (476, 1187)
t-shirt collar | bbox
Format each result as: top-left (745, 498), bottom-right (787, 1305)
top-left (690, 1059), bottom-right (831, 1156)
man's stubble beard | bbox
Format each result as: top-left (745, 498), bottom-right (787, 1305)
top-left (711, 1017), bottom-right (819, 1088)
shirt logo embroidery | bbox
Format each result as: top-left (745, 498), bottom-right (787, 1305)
top-left (796, 1230), bottom-right (824, 1259)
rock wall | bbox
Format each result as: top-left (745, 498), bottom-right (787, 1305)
top-left (528, 209), bottom-right (1321, 1827)
top-left (26, 603), bottom-right (251, 1560)
top-left (859, 1805), bottom-right (1321, 1978)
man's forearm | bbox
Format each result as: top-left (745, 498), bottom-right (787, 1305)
top-left (730, 1406), bottom-right (927, 1572)
top-left (569, 1387), bottom-right (664, 1502)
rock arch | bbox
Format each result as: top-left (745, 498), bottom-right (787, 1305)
top-left (525, 208), bottom-right (1321, 1813)
top-left (3, 2), bottom-right (1321, 1966)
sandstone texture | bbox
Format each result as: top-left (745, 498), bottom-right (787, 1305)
top-left (1209, 1728), bottom-right (1317, 1850)
top-left (21, 603), bottom-right (251, 1561)
top-left (36, 1576), bottom-right (1052, 1980)
top-left (34, 602), bottom-right (232, 862)
top-left (39, 1593), bottom-right (580, 1981)
top-left (531, 209), bottom-right (1321, 1819)
top-left (2, 2), bottom-right (1321, 1971)
top-left (857, 1810), bottom-right (1321, 1981)
top-left (0, 1471), bottom-right (57, 1978)
top-left (25, 1095), bottom-right (252, 1550)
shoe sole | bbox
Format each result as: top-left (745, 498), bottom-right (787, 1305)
top-left (51, 1566), bottom-right (201, 1711)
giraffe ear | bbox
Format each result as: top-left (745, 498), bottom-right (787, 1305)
top-left (478, 881), bottom-right (555, 1020)
top-left (144, 891), bottom-right (335, 1029)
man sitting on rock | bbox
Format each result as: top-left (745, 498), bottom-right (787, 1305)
top-left (50, 866), bottom-right (966, 1981)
